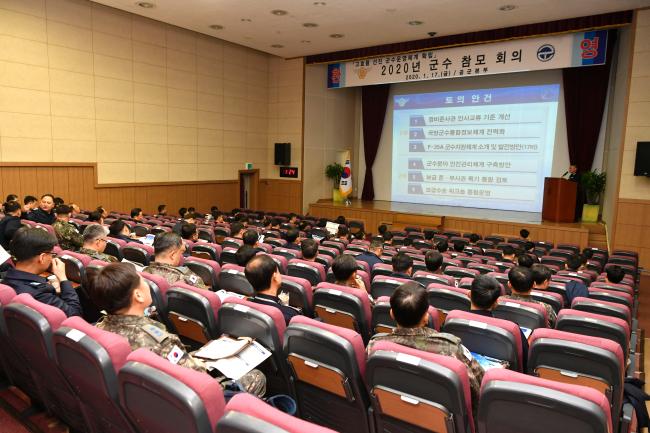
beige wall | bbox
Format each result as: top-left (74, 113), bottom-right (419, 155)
top-left (303, 63), bottom-right (358, 211)
top-left (0, 0), bottom-right (303, 185)
top-left (619, 8), bottom-right (650, 200)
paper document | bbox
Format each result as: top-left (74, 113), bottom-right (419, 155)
top-left (520, 327), bottom-right (533, 339)
top-left (196, 336), bottom-right (271, 380)
top-left (0, 245), bottom-right (11, 264)
top-left (121, 259), bottom-right (144, 272)
top-left (214, 290), bottom-right (246, 302)
top-left (325, 222), bottom-right (340, 235)
top-left (471, 352), bottom-right (509, 371)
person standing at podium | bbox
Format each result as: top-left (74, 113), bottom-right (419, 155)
top-left (564, 164), bottom-right (583, 221)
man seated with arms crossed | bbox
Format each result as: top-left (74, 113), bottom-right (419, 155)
top-left (356, 239), bottom-right (383, 270)
top-left (22, 195), bottom-right (38, 218)
top-left (563, 255), bottom-right (590, 304)
top-left (606, 265), bottom-right (626, 285)
top-left (332, 254), bottom-right (372, 303)
top-left (27, 193), bottom-right (56, 225)
top-left (79, 224), bottom-right (118, 263)
top-left (469, 275), bottom-right (528, 371)
top-left (53, 204), bottom-right (84, 251)
top-left (503, 266), bottom-right (557, 327)
top-left (90, 263), bottom-right (265, 396)
top-left (424, 250), bottom-right (444, 274)
top-left (367, 282), bottom-right (484, 417)
top-left (3, 227), bottom-right (81, 317)
top-left (300, 238), bottom-right (319, 263)
top-left (391, 252), bottom-right (413, 279)
top-left (143, 232), bottom-right (208, 290)
top-left (245, 255), bottom-right (300, 325)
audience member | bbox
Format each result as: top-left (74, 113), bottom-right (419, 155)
top-left (436, 239), bottom-right (448, 253)
top-left (382, 231), bottom-right (393, 246)
top-left (468, 233), bottom-right (480, 245)
top-left (300, 238), bottom-right (319, 262)
top-left (335, 215), bottom-right (346, 225)
top-left (230, 222), bottom-right (245, 239)
top-left (563, 255), bottom-right (590, 304)
top-left (519, 229), bottom-right (530, 239)
top-left (69, 203), bottom-right (80, 217)
top-left (109, 219), bottom-right (140, 244)
top-left (2, 227), bottom-right (81, 317)
top-left (27, 193), bottom-right (56, 225)
top-left (156, 204), bottom-right (167, 217)
top-left (378, 224), bottom-right (388, 236)
top-left (336, 225), bottom-right (350, 241)
top-left (79, 224), bottom-right (118, 262)
top-left (424, 250), bottom-right (443, 274)
top-left (391, 252), bottom-right (413, 279)
top-left (5, 194), bottom-right (17, 203)
top-left (96, 206), bottom-right (108, 219)
top-left (501, 245), bottom-right (516, 262)
top-left (530, 264), bottom-right (552, 291)
top-left (356, 239), bottom-right (383, 270)
top-left (53, 204), bottom-right (83, 251)
top-left (285, 227), bottom-right (301, 251)
top-left (332, 254), bottom-right (368, 296)
top-left (90, 263), bottom-right (265, 396)
top-left (288, 213), bottom-right (298, 225)
top-left (517, 253), bottom-right (535, 268)
top-left (235, 244), bottom-right (257, 266)
top-left (469, 274), bottom-right (528, 371)
top-left (245, 254), bottom-right (299, 324)
top-left (180, 223), bottom-right (198, 242)
top-left (606, 265), bottom-right (626, 284)
top-left (172, 211), bottom-right (196, 235)
top-left (451, 241), bottom-right (466, 257)
top-left (87, 210), bottom-right (104, 224)
top-left (367, 282), bottom-right (484, 416)
top-left (22, 195), bottom-right (38, 217)
top-left (178, 207), bottom-right (187, 218)
top-left (0, 201), bottom-right (23, 250)
top-left (53, 196), bottom-right (64, 207)
top-left (130, 208), bottom-right (144, 222)
top-left (503, 266), bottom-right (556, 327)
top-left (143, 232), bottom-right (208, 290)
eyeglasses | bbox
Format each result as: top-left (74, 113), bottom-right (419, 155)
top-left (44, 251), bottom-right (57, 258)
top-left (97, 238), bottom-right (108, 243)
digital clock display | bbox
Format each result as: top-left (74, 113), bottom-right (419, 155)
top-left (279, 166), bottom-right (299, 178)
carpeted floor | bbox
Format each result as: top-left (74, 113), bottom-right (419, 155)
top-left (0, 386), bottom-right (68, 433)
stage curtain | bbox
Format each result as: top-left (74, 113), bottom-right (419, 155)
top-left (563, 30), bottom-right (617, 172)
top-left (361, 84), bottom-right (390, 200)
top-left (306, 11), bottom-right (631, 64)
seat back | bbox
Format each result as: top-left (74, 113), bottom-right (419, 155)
top-left (273, 248), bottom-right (302, 261)
top-left (367, 340), bottom-right (475, 433)
top-left (556, 309), bottom-right (630, 356)
top-left (587, 287), bottom-right (634, 311)
top-left (413, 271), bottom-right (456, 287)
top-left (371, 275), bottom-right (412, 299)
top-left (280, 275), bottom-right (313, 317)
top-left (530, 290), bottom-right (564, 313)
top-left (287, 259), bottom-right (326, 286)
top-left (118, 348), bottom-right (225, 433)
top-left (219, 264), bottom-right (254, 296)
top-left (493, 298), bottom-right (547, 330)
top-left (54, 316), bottom-right (136, 433)
top-left (192, 243), bottom-right (222, 262)
top-left (0, 284), bottom-right (22, 391)
top-left (284, 316), bottom-right (370, 433)
top-left (528, 328), bottom-right (624, 432)
top-left (426, 284), bottom-right (470, 322)
top-left (166, 283), bottom-right (222, 350)
top-left (184, 256), bottom-right (221, 290)
top-left (218, 393), bottom-right (337, 433)
top-left (122, 244), bottom-right (151, 266)
top-left (217, 298), bottom-right (290, 396)
top-left (479, 369), bottom-right (612, 433)
top-left (313, 283), bottom-right (372, 342)
top-left (371, 263), bottom-right (394, 279)
top-left (571, 297), bottom-right (631, 325)
top-left (443, 310), bottom-right (523, 372)
top-left (4, 294), bottom-right (86, 432)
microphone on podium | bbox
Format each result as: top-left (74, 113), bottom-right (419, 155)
top-left (561, 171), bottom-right (569, 178)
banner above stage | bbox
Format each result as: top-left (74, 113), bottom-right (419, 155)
top-left (327, 30), bottom-right (608, 89)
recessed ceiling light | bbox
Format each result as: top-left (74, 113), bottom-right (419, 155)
top-left (301, 40), bottom-right (311, 43)
top-left (271, 9), bottom-right (288, 16)
top-left (136, 1), bottom-right (155, 8)
top-left (498, 4), bottom-right (517, 11)
top-left (313, 1), bottom-right (326, 5)
top-left (209, 24), bottom-right (223, 30)
top-left (302, 22), bottom-right (318, 28)
top-left (271, 44), bottom-right (284, 48)
top-left (329, 33), bottom-right (344, 38)
top-left (427, 31), bottom-right (437, 37)
top-left (386, 8), bottom-right (397, 13)
top-left (241, 18), bottom-right (252, 22)
top-left (408, 20), bottom-right (423, 26)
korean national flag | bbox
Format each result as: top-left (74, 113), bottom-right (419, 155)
top-left (339, 158), bottom-right (352, 197)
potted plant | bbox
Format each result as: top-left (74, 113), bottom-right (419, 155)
top-left (325, 163), bottom-right (345, 202)
top-left (581, 170), bottom-right (606, 222)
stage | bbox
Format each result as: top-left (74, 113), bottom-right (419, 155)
top-left (308, 199), bottom-right (605, 249)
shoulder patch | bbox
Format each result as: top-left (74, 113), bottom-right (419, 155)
top-left (461, 344), bottom-right (473, 362)
top-left (142, 323), bottom-right (168, 343)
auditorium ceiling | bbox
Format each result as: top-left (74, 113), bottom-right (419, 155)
top-left (92, 0), bottom-right (650, 58)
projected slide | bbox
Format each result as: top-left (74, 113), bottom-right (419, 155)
top-left (391, 84), bottom-right (560, 212)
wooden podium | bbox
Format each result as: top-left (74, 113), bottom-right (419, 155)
top-left (542, 177), bottom-right (577, 222)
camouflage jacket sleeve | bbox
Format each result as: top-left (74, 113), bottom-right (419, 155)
top-left (179, 267), bottom-right (209, 290)
top-left (546, 304), bottom-right (557, 327)
top-left (55, 222), bottom-right (84, 249)
top-left (140, 322), bottom-right (207, 373)
top-left (452, 343), bottom-right (484, 418)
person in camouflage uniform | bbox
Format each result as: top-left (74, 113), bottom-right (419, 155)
top-left (367, 282), bottom-right (484, 420)
top-left (53, 204), bottom-right (83, 251)
top-left (78, 224), bottom-right (118, 263)
top-left (504, 266), bottom-right (557, 327)
top-left (91, 262), bottom-right (265, 397)
top-left (142, 232), bottom-right (209, 289)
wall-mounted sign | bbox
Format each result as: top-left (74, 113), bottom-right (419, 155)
top-left (279, 166), bottom-right (299, 178)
